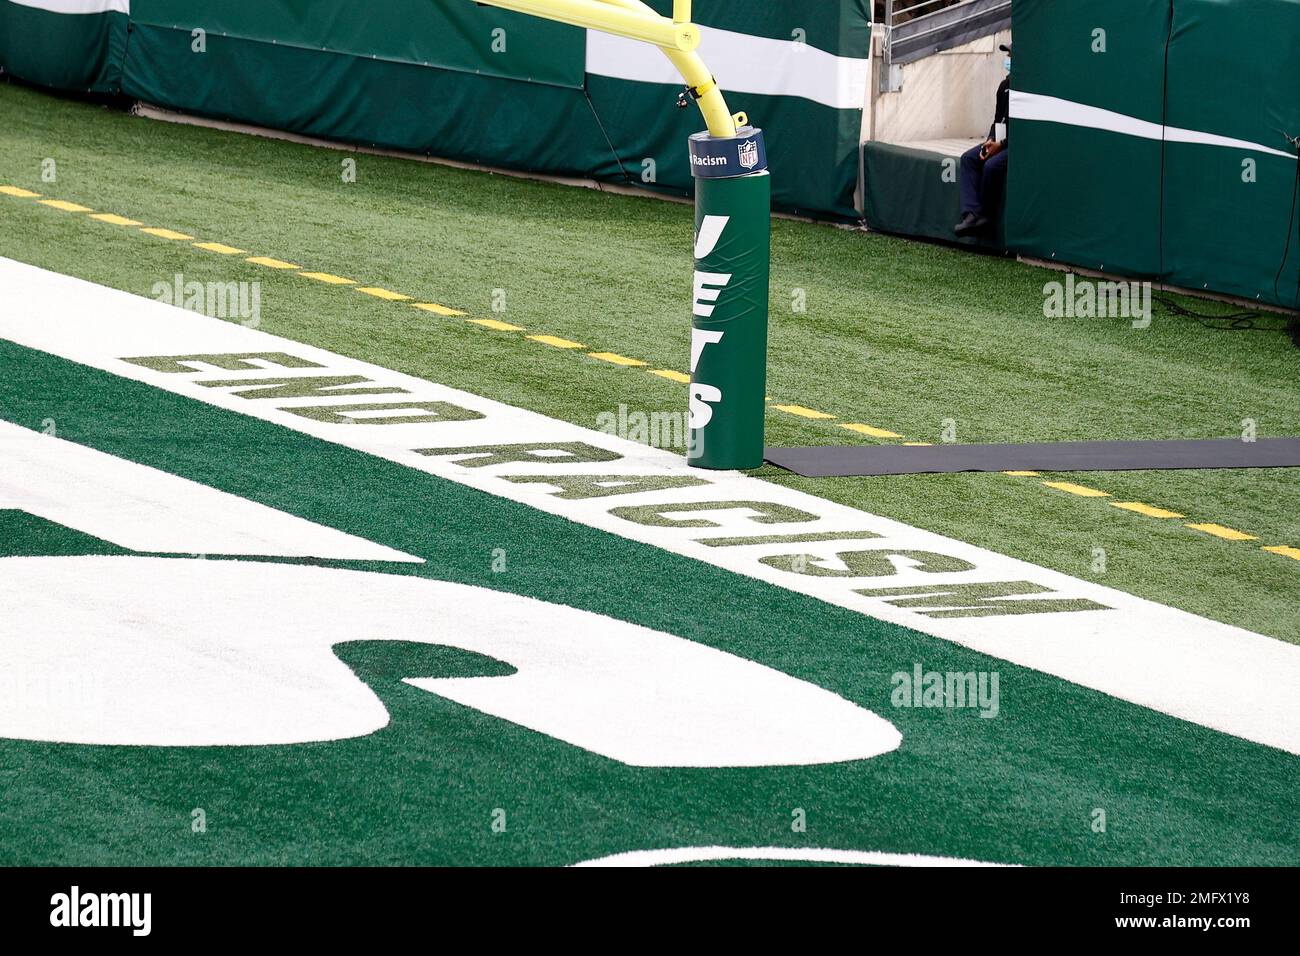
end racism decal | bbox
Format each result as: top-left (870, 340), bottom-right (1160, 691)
top-left (2, 257), bottom-right (1299, 755)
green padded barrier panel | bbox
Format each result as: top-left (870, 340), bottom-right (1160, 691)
top-left (1161, 0), bottom-right (1300, 306)
top-left (864, 142), bottom-right (1004, 249)
top-left (0, 0), bottom-right (874, 221)
top-left (0, 1), bottom-right (128, 93)
top-left (1004, 0), bottom-right (1170, 278)
top-left (1005, 0), bottom-right (1300, 305)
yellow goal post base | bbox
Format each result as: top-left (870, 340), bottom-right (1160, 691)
top-left (471, 0), bottom-right (741, 137)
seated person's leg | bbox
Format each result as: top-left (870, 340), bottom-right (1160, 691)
top-left (979, 149), bottom-right (1009, 216)
top-left (954, 145), bottom-right (988, 235)
top-left (959, 145), bottom-right (985, 215)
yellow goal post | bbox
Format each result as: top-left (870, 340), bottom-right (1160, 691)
top-left (467, 0), bottom-right (770, 470)
top-left (470, 0), bottom-right (742, 137)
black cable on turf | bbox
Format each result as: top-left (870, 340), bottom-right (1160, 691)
top-left (1272, 133), bottom-right (1300, 311)
top-left (1152, 294), bottom-right (1285, 331)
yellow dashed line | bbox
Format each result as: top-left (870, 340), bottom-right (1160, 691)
top-left (903, 442), bottom-right (933, 446)
top-left (38, 199), bottom-right (92, 213)
top-left (413, 302), bottom-right (467, 317)
top-left (194, 242), bottom-right (248, 255)
top-left (1186, 522), bottom-right (1257, 541)
top-left (139, 227), bottom-right (194, 240)
top-left (29, 187), bottom-right (1286, 566)
top-left (246, 256), bottom-right (301, 270)
top-left (773, 404), bottom-right (835, 420)
top-left (356, 286), bottom-right (412, 301)
top-left (1111, 501), bottom-right (1184, 519)
top-left (1042, 481), bottom-right (1110, 498)
top-left (528, 334), bottom-right (586, 349)
top-left (468, 318), bottom-right (524, 331)
top-left (89, 213), bottom-right (142, 226)
top-left (298, 271), bottom-right (356, 285)
top-left (840, 423), bottom-right (903, 439)
top-left (589, 352), bottom-right (647, 367)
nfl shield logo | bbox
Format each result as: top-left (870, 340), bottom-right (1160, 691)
top-left (738, 139), bottom-right (759, 170)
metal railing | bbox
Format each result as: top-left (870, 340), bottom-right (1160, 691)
top-left (879, 0), bottom-right (1012, 91)
top-left (879, 0), bottom-right (967, 26)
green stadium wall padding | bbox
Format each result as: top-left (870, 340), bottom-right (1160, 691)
top-left (0, 0), bottom-right (872, 221)
top-left (0, 1), bottom-right (127, 93)
top-left (1160, 0), bottom-right (1300, 304)
top-left (119, 24), bottom-right (613, 176)
top-left (1006, 0), bottom-right (1300, 307)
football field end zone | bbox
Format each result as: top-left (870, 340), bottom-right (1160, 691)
top-left (4, 353), bottom-right (1296, 868)
top-left (2, 277), bottom-right (1297, 867)
top-left (1, 257), bottom-right (1298, 756)
top-left (0, 419), bottom-right (419, 563)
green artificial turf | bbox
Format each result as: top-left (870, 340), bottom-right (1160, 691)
top-left (1, 79), bottom-right (1297, 642)
top-left (3, 338), bottom-right (1295, 866)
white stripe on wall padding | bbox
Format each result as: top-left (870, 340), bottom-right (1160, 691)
top-left (586, 26), bottom-right (868, 112)
top-left (1011, 90), bottom-right (1296, 160)
top-left (8, 0), bottom-right (129, 13)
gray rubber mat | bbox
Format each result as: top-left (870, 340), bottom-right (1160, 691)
top-left (764, 438), bottom-right (1300, 477)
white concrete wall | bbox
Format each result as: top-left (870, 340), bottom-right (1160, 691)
top-left (866, 27), bottom-right (1012, 144)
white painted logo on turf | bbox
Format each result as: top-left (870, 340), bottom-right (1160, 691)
top-left (153, 272), bottom-right (260, 328)
top-left (0, 556), bottom-right (900, 766)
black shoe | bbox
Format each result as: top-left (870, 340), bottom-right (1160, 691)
top-left (954, 212), bottom-right (990, 237)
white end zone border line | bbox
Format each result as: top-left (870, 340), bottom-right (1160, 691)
top-left (0, 420), bottom-right (419, 562)
top-left (2, 256), bottom-right (1298, 755)
top-left (572, 846), bottom-right (1016, 868)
